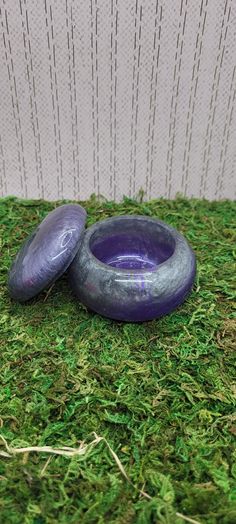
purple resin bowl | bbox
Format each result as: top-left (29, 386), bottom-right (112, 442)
top-left (8, 204), bottom-right (86, 302)
top-left (69, 215), bottom-right (196, 322)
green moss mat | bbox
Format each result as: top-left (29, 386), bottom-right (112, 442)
top-left (0, 196), bottom-right (235, 524)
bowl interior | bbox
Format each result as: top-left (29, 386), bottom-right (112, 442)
top-left (90, 217), bottom-right (175, 270)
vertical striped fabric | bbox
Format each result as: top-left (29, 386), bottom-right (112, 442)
top-left (0, 0), bottom-right (235, 201)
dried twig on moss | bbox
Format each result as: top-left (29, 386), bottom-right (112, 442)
top-left (0, 432), bottom-right (202, 524)
top-left (0, 196), bottom-right (235, 523)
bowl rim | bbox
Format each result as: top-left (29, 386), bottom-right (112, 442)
top-left (81, 214), bottom-right (190, 275)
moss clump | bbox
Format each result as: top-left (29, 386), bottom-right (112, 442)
top-left (0, 195), bottom-right (235, 524)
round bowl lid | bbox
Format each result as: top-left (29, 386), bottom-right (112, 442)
top-left (8, 204), bottom-right (86, 302)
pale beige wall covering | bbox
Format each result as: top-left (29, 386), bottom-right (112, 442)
top-left (0, 0), bottom-right (235, 201)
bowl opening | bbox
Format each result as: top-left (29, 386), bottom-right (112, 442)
top-left (89, 218), bottom-right (175, 270)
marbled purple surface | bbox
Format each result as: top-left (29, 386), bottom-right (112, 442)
top-left (69, 215), bottom-right (196, 322)
top-left (8, 204), bottom-right (86, 302)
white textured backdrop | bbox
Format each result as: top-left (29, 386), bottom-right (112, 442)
top-left (0, 0), bottom-right (236, 201)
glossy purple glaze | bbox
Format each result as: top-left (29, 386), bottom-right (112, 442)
top-left (92, 231), bottom-right (174, 269)
top-left (8, 204), bottom-right (86, 302)
top-left (69, 215), bottom-right (196, 322)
